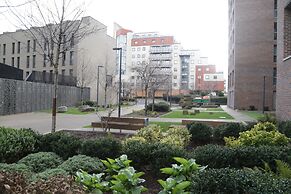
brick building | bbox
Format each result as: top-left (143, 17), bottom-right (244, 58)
top-left (195, 65), bottom-right (224, 92)
top-left (276, 0), bottom-right (291, 120)
top-left (228, 0), bottom-right (277, 111)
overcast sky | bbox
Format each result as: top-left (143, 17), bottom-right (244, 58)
top-left (0, 0), bottom-right (228, 76)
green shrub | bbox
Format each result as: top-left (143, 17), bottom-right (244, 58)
top-left (0, 163), bottom-right (32, 174)
top-left (277, 121), bottom-right (291, 138)
top-left (161, 126), bottom-right (191, 148)
top-left (58, 155), bottom-right (104, 174)
top-left (146, 102), bottom-right (170, 112)
top-left (136, 125), bottom-right (162, 142)
top-left (0, 127), bottom-right (38, 163)
top-left (122, 141), bottom-right (188, 172)
top-left (18, 152), bottom-right (63, 173)
top-left (38, 132), bottom-right (81, 159)
top-left (82, 100), bottom-right (96, 107)
top-left (190, 168), bottom-right (291, 193)
top-left (187, 122), bottom-right (212, 144)
top-left (30, 168), bottom-right (68, 182)
top-left (213, 122), bottom-right (247, 142)
top-left (225, 122), bottom-right (290, 147)
top-left (80, 137), bottom-right (122, 159)
top-left (191, 144), bottom-right (291, 169)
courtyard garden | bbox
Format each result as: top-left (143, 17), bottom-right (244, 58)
top-left (1, 117), bottom-right (291, 193)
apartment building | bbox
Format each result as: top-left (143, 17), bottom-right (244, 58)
top-left (276, 0), bottom-right (291, 120)
top-left (195, 64), bottom-right (224, 92)
top-left (0, 16), bottom-right (117, 104)
top-left (228, 0), bottom-right (277, 111)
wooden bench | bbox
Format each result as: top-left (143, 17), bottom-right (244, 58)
top-left (91, 117), bottom-right (149, 133)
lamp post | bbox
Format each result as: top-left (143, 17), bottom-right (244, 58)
top-left (113, 47), bottom-right (122, 118)
top-left (96, 65), bottom-right (103, 112)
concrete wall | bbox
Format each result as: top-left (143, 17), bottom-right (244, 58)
top-left (0, 78), bottom-right (89, 115)
top-left (276, 0), bottom-right (291, 120)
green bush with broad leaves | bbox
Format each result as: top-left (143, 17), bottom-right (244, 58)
top-left (80, 137), bottom-right (122, 160)
top-left (17, 152), bottom-right (63, 173)
top-left (136, 125), bottom-right (163, 143)
top-left (158, 157), bottom-right (207, 194)
top-left (58, 155), bottom-right (104, 174)
top-left (225, 122), bottom-right (290, 147)
top-left (0, 127), bottom-right (38, 163)
top-left (38, 132), bottom-right (81, 159)
top-left (75, 155), bottom-right (147, 194)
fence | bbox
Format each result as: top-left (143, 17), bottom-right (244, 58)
top-left (0, 78), bottom-right (90, 115)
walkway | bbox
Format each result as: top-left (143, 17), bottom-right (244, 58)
top-left (0, 105), bottom-right (144, 134)
top-left (220, 105), bottom-right (256, 123)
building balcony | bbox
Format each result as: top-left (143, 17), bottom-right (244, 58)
top-left (150, 46), bottom-right (172, 53)
top-left (149, 55), bottom-right (172, 61)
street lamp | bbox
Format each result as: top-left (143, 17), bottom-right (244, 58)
top-left (113, 47), bottom-right (122, 118)
top-left (96, 65), bottom-right (103, 112)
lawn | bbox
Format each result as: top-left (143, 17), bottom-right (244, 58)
top-left (205, 107), bottom-right (223, 111)
top-left (149, 121), bottom-right (182, 131)
top-left (161, 111), bottom-right (234, 120)
top-left (241, 111), bottom-right (265, 120)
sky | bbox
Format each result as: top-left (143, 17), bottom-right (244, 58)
top-left (0, 0), bottom-right (229, 77)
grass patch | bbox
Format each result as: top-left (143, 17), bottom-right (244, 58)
top-left (161, 111), bottom-right (234, 120)
top-left (149, 122), bottom-right (182, 132)
top-left (241, 111), bottom-right (265, 120)
top-left (205, 107), bottom-right (223, 111)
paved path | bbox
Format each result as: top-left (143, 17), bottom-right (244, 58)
top-left (0, 105), bottom-right (144, 134)
top-left (220, 105), bottom-right (256, 122)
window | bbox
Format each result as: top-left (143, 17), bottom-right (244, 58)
top-left (26, 56), bottom-right (30, 68)
top-left (142, 47), bottom-right (146, 51)
top-left (206, 68), bottom-right (209, 71)
top-left (173, 83), bottom-right (177, 87)
top-left (137, 47), bottom-right (141, 51)
top-left (11, 57), bottom-right (14, 67)
top-left (33, 39), bottom-right (36, 52)
top-left (17, 57), bottom-right (20, 68)
top-left (191, 60), bottom-right (194, 64)
top-left (284, 5), bottom-right (291, 57)
top-left (17, 42), bottom-right (20, 53)
top-left (12, 43), bottom-right (15, 54)
top-left (69, 69), bottom-right (73, 76)
top-left (198, 68), bottom-right (201, 71)
top-left (173, 75), bottom-right (177, 79)
top-left (131, 76), bottom-right (135, 79)
top-left (62, 69), bottom-right (65, 76)
top-left (70, 35), bottom-right (74, 47)
top-left (3, 58), bottom-right (5, 64)
top-left (152, 39), bottom-right (156, 43)
top-left (161, 39), bottom-right (164, 43)
top-left (142, 54), bottom-right (145, 58)
top-left (32, 55), bottom-right (36, 68)
top-left (174, 53), bottom-right (178, 57)
top-left (191, 75), bottom-right (194, 79)
top-left (198, 60), bottom-right (201, 64)
top-left (273, 44), bottom-right (277, 62)
top-left (26, 71), bottom-right (30, 78)
top-left (62, 52), bottom-right (66, 66)
top-left (134, 41), bottom-right (138, 45)
top-left (214, 75), bottom-right (217, 79)
top-left (137, 54), bottom-right (140, 58)
top-left (174, 68), bottom-right (177, 72)
top-left (143, 40), bottom-right (146, 44)
top-left (273, 67), bottom-right (277, 85)
top-left (132, 55), bottom-right (135, 58)
top-left (198, 76), bottom-right (201, 79)
top-left (27, 40), bottom-right (30, 53)
top-left (174, 60), bottom-right (178, 64)
top-left (132, 48), bottom-right (135, 52)
top-left (70, 51), bottom-right (74, 65)
top-left (3, 44), bottom-right (6, 55)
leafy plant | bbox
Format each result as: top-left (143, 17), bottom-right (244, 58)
top-left (18, 152), bottom-right (63, 173)
top-left (75, 155), bottom-right (147, 194)
top-left (30, 168), bottom-right (69, 182)
top-left (186, 122), bottom-right (212, 144)
top-left (136, 125), bottom-right (163, 143)
top-left (158, 157), bottom-right (206, 194)
top-left (225, 122), bottom-right (290, 147)
top-left (161, 127), bottom-right (191, 148)
top-left (213, 122), bottom-right (248, 142)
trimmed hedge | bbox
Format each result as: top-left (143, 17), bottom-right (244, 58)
top-left (122, 141), bottom-right (188, 172)
top-left (58, 155), bottom-right (104, 174)
top-left (80, 137), bottom-right (122, 159)
top-left (30, 168), bottom-right (68, 182)
top-left (191, 144), bottom-right (291, 169)
top-left (213, 123), bottom-right (248, 142)
top-left (190, 168), bottom-right (291, 193)
top-left (146, 102), bottom-right (170, 112)
top-left (38, 132), bottom-right (81, 159)
top-left (18, 152), bottom-right (63, 173)
top-left (278, 121), bottom-right (291, 138)
top-left (0, 163), bottom-right (32, 174)
top-left (0, 127), bottom-right (38, 163)
top-left (187, 122), bottom-right (212, 144)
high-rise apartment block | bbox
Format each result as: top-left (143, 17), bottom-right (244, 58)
top-left (228, 0), bottom-right (277, 111)
top-left (115, 27), bottom-right (225, 97)
top-left (0, 16), bottom-right (117, 104)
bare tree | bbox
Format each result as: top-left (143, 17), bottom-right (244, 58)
top-left (4, 0), bottom-right (101, 132)
top-left (134, 61), bottom-right (164, 116)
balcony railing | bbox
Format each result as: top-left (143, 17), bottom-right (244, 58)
top-left (150, 47), bottom-right (173, 53)
top-left (149, 54), bottom-right (172, 61)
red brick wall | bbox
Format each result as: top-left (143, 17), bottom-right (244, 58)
top-left (131, 36), bottom-right (174, 46)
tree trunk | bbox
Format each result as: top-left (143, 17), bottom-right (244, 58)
top-left (152, 90), bottom-right (155, 112)
top-left (104, 83), bottom-right (107, 108)
top-left (52, 68), bottom-right (58, 133)
top-left (80, 87), bottom-right (84, 105)
top-left (144, 85), bottom-right (148, 116)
